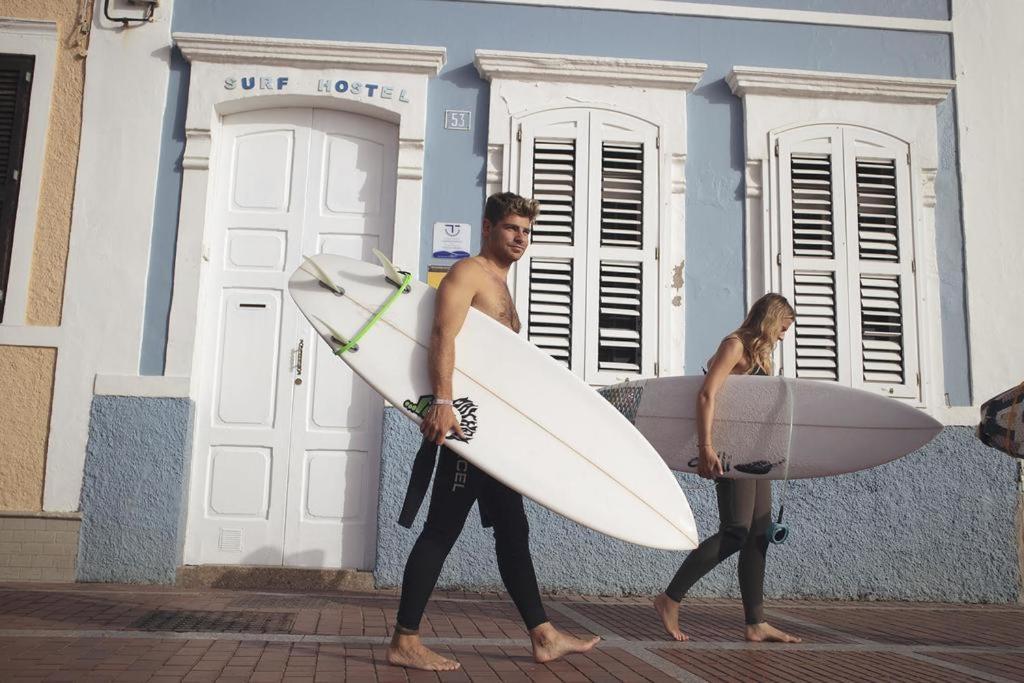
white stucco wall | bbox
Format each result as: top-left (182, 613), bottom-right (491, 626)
top-left (954, 0), bottom-right (1024, 412)
top-left (44, 2), bottom-right (178, 510)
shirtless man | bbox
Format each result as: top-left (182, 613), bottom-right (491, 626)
top-left (386, 193), bottom-right (600, 671)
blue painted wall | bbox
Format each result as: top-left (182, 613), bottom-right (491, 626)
top-left (376, 408), bottom-right (1019, 602)
top-left (140, 51), bottom-right (191, 376)
top-left (77, 397), bottom-right (194, 583)
top-left (158, 0), bottom-right (971, 403)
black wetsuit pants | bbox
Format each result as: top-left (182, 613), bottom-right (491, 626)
top-left (665, 478), bottom-right (771, 625)
top-left (395, 446), bottom-right (548, 632)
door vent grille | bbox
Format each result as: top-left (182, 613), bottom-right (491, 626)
top-left (218, 528), bottom-right (243, 553)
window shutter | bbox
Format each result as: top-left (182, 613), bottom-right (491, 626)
top-left (596, 261), bottom-right (643, 374)
top-left (778, 128), bottom-right (851, 385)
top-left (531, 138), bottom-right (576, 245)
top-left (792, 270), bottom-right (839, 380)
top-left (859, 273), bottom-right (905, 384)
top-left (845, 129), bottom-right (918, 398)
top-left (515, 112), bottom-right (589, 374)
top-left (526, 258), bottom-right (574, 367)
top-left (515, 109), bottom-right (659, 384)
top-left (790, 153), bottom-right (834, 258)
top-left (0, 54), bottom-right (34, 319)
top-left (600, 141), bottom-right (644, 249)
top-left (776, 125), bottom-right (920, 401)
top-left (584, 113), bottom-right (658, 384)
top-left (855, 158), bottom-right (900, 262)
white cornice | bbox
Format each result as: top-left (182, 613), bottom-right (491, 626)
top-left (475, 49), bottom-right (705, 90)
top-left (727, 66), bottom-right (955, 105)
top-left (173, 33), bottom-right (446, 74)
top-left (0, 18), bottom-right (58, 39)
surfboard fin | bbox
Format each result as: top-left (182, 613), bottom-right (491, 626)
top-left (372, 248), bottom-right (406, 288)
top-left (313, 315), bottom-right (358, 353)
top-left (300, 255), bottom-right (344, 295)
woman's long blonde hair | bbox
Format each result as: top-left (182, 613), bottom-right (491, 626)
top-left (730, 293), bottom-right (795, 375)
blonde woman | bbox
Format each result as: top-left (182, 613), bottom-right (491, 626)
top-left (654, 293), bottom-right (802, 643)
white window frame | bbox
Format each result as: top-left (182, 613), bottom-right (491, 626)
top-left (475, 49), bottom-right (705, 384)
top-left (0, 19), bottom-right (57, 328)
top-left (727, 66), bottom-right (954, 410)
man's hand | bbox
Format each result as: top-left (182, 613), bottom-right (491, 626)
top-left (420, 403), bottom-right (466, 445)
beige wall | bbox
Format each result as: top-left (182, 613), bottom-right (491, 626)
top-left (0, 0), bottom-right (89, 324)
top-left (0, 0), bottom-right (89, 511)
top-left (0, 347), bottom-right (56, 510)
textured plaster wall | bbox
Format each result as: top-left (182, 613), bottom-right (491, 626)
top-left (0, 0), bottom-right (89, 325)
top-left (77, 396), bottom-right (194, 583)
top-left (376, 408), bottom-right (1019, 602)
top-left (0, 346), bottom-right (55, 511)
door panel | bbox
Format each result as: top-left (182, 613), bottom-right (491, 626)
top-left (282, 110), bottom-right (397, 569)
top-left (185, 108), bottom-right (311, 566)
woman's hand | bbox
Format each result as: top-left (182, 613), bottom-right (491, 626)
top-left (420, 403), bottom-right (465, 445)
top-left (697, 444), bottom-right (724, 479)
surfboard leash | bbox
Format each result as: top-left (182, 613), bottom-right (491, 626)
top-left (317, 271), bottom-right (414, 354)
top-left (768, 377), bottom-right (796, 544)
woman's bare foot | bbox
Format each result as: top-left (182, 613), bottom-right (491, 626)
top-left (745, 622), bottom-right (802, 643)
top-left (387, 633), bottom-right (461, 671)
top-left (530, 622), bottom-right (601, 663)
top-left (653, 593), bottom-right (689, 641)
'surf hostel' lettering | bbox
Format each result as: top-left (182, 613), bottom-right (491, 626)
top-left (224, 75), bottom-right (410, 102)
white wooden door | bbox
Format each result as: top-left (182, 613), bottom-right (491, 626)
top-left (283, 109), bottom-right (396, 569)
top-left (184, 107), bottom-right (396, 570)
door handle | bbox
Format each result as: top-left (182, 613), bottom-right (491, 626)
top-left (295, 339), bottom-right (304, 385)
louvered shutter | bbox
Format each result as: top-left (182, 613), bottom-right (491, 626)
top-left (584, 112), bottom-right (658, 384)
top-left (778, 128), bottom-right (852, 385)
top-left (844, 130), bottom-right (918, 398)
top-left (515, 109), bottom-right (659, 384)
top-left (0, 54), bottom-right (34, 320)
top-left (515, 111), bottom-right (589, 373)
top-left (777, 125), bottom-right (919, 401)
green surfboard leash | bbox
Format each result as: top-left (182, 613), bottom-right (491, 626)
top-left (334, 272), bottom-right (414, 354)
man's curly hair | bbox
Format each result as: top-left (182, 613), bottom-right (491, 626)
top-left (484, 192), bottom-right (540, 225)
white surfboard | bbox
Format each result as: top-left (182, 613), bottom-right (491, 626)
top-left (288, 253), bottom-right (698, 550)
top-left (600, 375), bottom-right (942, 479)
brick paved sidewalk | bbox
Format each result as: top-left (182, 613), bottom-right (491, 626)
top-left (1, 582), bottom-right (1022, 682)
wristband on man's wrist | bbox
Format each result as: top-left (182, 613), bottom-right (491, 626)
top-left (432, 398), bottom-right (454, 406)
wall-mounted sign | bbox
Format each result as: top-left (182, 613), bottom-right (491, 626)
top-left (224, 75), bottom-right (410, 102)
top-left (432, 222), bottom-right (471, 259)
top-left (444, 110), bottom-right (472, 131)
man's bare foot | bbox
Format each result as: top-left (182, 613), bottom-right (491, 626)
top-left (387, 632), bottom-right (461, 671)
top-left (745, 622), bottom-right (802, 643)
top-left (530, 622), bottom-right (601, 663)
top-left (653, 593), bottom-right (689, 641)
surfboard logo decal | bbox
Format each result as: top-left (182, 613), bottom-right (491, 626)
top-left (403, 394), bottom-right (478, 442)
top-left (685, 453), bottom-right (783, 476)
top-left (451, 397), bottom-right (478, 442)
